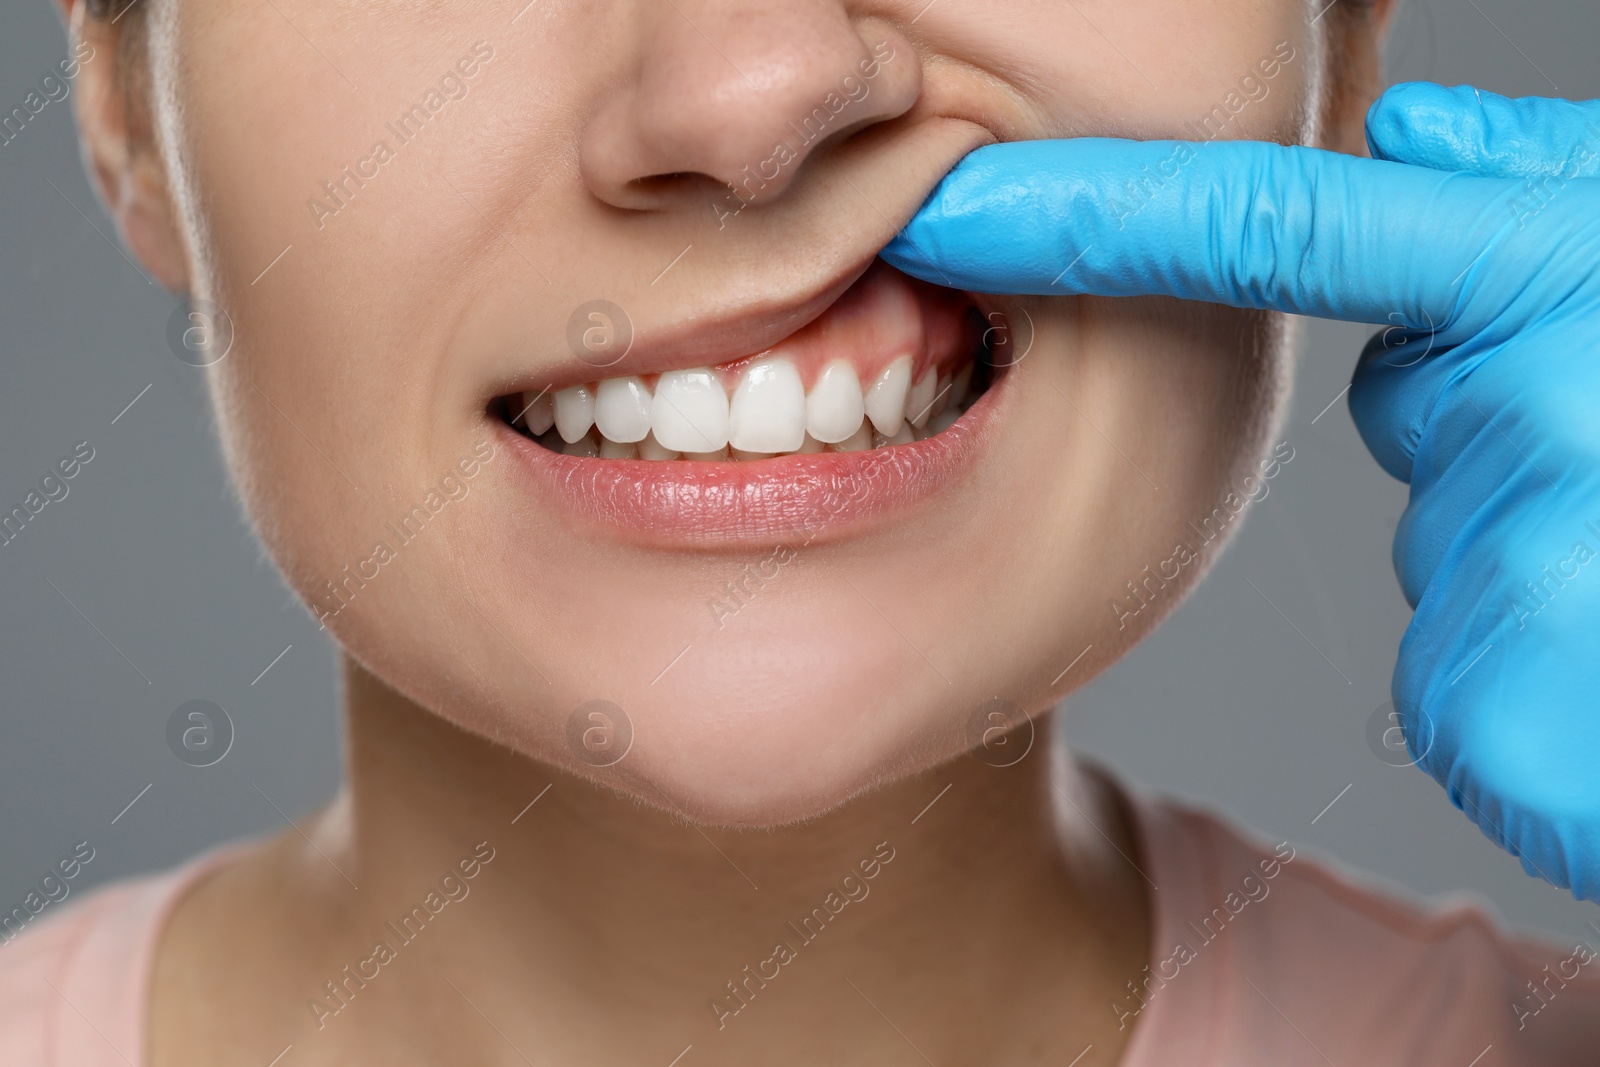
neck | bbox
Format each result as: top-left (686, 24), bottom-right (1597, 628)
top-left (285, 657), bottom-right (1150, 1064)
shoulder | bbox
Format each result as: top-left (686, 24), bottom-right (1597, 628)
top-left (1120, 788), bottom-right (1600, 1067)
top-left (0, 847), bottom-right (248, 1067)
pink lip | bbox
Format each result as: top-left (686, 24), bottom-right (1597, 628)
top-left (496, 376), bottom-right (1003, 547)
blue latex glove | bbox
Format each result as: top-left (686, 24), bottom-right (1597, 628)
top-left (883, 82), bottom-right (1600, 901)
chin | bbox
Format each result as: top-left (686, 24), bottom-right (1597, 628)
top-left (553, 617), bottom-right (976, 828)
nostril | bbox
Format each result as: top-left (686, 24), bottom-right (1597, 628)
top-left (625, 171), bottom-right (727, 207)
top-left (577, 13), bottom-right (919, 212)
top-left (619, 112), bottom-right (902, 214)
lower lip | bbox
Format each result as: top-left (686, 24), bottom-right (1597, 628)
top-left (498, 354), bottom-right (1008, 548)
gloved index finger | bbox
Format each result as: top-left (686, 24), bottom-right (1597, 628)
top-left (879, 137), bottom-right (1529, 331)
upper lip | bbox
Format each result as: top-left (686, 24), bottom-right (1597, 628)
top-left (625, 250), bottom-right (882, 374)
top-left (495, 250), bottom-right (883, 399)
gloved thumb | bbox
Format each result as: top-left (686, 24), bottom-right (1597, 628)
top-left (1366, 81), bottom-right (1600, 179)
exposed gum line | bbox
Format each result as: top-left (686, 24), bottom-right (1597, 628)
top-left (709, 263), bottom-right (977, 392)
top-left (565, 339), bottom-right (979, 404)
top-left (543, 261), bottom-right (979, 399)
top-left (504, 263), bottom-right (997, 460)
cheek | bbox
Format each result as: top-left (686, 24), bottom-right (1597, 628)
top-left (938, 0), bottom-right (1319, 143)
top-left (1006, 297), bottom-right (1291, 667)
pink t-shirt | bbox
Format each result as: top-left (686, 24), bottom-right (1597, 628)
top-left (4, 791), bottom-right (1597, 1065)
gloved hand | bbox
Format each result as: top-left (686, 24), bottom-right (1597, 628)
top-left (882, 82), bottom-right (1600, 902)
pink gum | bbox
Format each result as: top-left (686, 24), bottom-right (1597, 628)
top-left (644, 261), bottom-right (978, 392)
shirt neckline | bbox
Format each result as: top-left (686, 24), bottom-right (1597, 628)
top-left (52, 781), bottom-right (1226, 1067)
top-left (1102, 777), bottom-right (1227, 1067)
top-left (52, 838), bottom-right (261, 1067)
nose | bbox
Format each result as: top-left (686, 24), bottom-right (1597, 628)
top-left (580, 3), bottom-right (919, 211)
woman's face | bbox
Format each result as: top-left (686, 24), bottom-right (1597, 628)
top-left (120, 0), bottom-right (1368, 823)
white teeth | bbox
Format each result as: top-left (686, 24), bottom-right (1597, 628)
top-left (637, 432), bottom-right (679, 461)
top-left (652, 368), bottom-right (730, 453)
top-left (594, 376), bottom-right (653, 443)
top-left (906, 368), bottom-right (937, 429)
top-left (805, 360), bottom-right (866, 444)
top-left (520, 390), bottom-right (556, 436)
top-left (864, 355), bottom-right (912, 437)
top-left (527, 351), bottom-right (982, 459)
top-left (729, 357), bottom-right (806, 453)
top-left (554, 384), bottom-right (596, 443)
top-left (831, 422), bottom-right (874, 452)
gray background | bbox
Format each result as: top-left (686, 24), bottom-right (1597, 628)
top-left (3, 0), bottom-right (1596, 948)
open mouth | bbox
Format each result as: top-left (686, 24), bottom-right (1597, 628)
top-left (493, 261), bottom-right (1002, 461)
top-left (490, 260), bottom-right (1016, 544)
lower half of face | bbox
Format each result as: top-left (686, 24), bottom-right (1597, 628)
top-left (170, 0), bottom-right (1336, 824)
top-left (221, 291), bottom-right (1293, 824)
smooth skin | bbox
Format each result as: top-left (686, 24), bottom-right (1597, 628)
top-left (57, 0), bottom-right (1392, 1064)
top-left (883, 83), bottom-right (1600, 901)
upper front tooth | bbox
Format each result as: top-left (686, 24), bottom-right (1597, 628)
top-left (906, 368), bottom-right (937, 429)
top-left (521, 390), bottom-right (556, 436)
top-left (805, 360), bottom-right (865, 444)
top-left (729, 356), bottom-right (806, 453)
top-left (595, 376), bottom-right (653, 443)
top-left (864, 355), bottom-right (911, 437)
top-left (554, 384), bottom-right (596, 443)
top-left (652, 368), bottom-right (730, 453)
